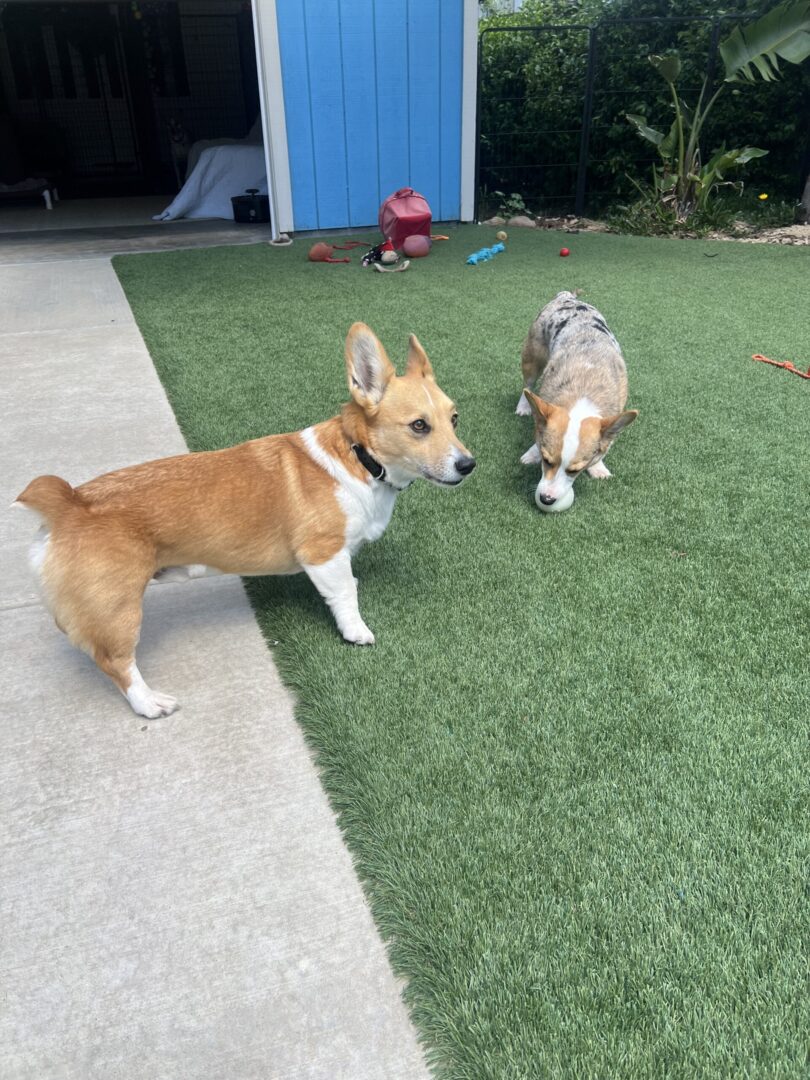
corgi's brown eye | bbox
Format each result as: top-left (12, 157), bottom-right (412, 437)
top-left (410, 419), bottom-right (430, 434)
top-left (566, 466), bottom-right (582, 477)
top-left (451, 413), bottom-right (459, 428)
top-left (541, 452), bottom-right (553, 466)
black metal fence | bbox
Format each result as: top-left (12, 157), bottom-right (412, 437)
top-left (476, 13), bottom-right (805, 219)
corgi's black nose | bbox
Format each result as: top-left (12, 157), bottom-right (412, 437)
top-left (537, 492), bottom-right (557, 506)
top-left (456, 456), bottom-right (476, 476)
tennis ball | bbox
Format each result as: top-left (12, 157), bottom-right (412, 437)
top-left (559, 247), bottom-right (570, 257)
top-left (402, 234), bottom-right (432, 257)
top-left (535, 486), bottom-right (575, 513)
top-left (496, 230), bottom-right (508, 242)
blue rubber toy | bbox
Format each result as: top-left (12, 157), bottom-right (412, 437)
top-left (466, 242), bottom-right (506, 266)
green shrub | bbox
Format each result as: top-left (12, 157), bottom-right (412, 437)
top-left (478, 0), bottom-right (810, 213)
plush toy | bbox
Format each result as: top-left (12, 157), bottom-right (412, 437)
top-left (308, 241), bottom-right (367, 264)
top-left (362, 239), bottom-right (399, 267)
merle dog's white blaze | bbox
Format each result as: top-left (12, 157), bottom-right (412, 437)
top-left (538, 397), bottom-right (601, 502)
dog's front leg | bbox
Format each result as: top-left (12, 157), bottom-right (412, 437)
top-left (587, 459), bottom-right (612, 479)
top-left (303, 551), bottom-right (375, 646)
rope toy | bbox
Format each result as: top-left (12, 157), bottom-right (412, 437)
top-left (752, 354), bottom-right (810, 380)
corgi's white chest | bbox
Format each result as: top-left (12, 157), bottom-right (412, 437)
top-left (339, 479), bottom-right (397, 550)
top-left (300, 426), bottom-right (397, 552)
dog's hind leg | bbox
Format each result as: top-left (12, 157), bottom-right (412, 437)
top-left (41, 529), bottom-right (178, 717)
top-left (101, 654), bottom-right (179, 719)
top-left (75, 590), bottom-right (177, 718)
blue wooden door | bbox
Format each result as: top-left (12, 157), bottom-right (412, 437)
top-left (275, 0), bottom-right (464, 231)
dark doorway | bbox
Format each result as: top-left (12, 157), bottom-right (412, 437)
top-left (0, 0), bottom-right (261, 200)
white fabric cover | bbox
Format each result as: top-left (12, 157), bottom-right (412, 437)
top-left (154, 143), bottom-right (267, 223)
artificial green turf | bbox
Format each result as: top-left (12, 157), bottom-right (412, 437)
top-left (114, 227), bottom-right (809, 1079)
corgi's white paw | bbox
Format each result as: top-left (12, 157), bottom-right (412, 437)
top-left (343, 622), bottom-right (375, 646)
top-left (520, 443), bottom-right (541, 466)
top-left (515, 394), bottom-right (532, 416)
top-left (128, 686), bottom-right (179, 718)
top-left (587, 461), bottom-right (612, 479)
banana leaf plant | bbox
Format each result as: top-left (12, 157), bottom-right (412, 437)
top-left (626, 0), bottom-right (810, 220)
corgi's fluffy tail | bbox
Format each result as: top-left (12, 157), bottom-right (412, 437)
top-left (13, 475), bottom-right (84, 524)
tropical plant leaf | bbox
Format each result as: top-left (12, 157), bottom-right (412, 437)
top-left (626, 114), bottom-right (665, 147)
top-left (733, 146), bottom-right (769, 165)
top-left (649, 53), bottom-right (682, 84)
top-left (659, 118), bottom-right (680, 159)
top-left (677, 98), bottom-right (695, 130)
top-left (720, 0), bottom-right (810, 83)
top-left (702, 146), bottom-right (768, 184)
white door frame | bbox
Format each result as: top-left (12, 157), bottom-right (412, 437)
top-left (251, 0), bottom-right (294, 238)
top-left (460, 0), bottom-right (479, 222)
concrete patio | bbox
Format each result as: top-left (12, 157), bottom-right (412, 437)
top-left (0, 249), bottom-right (428, 1079)
top-left (0, 195), bottom-right (272, 264)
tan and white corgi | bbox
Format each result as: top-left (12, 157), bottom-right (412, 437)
top-left (515, 291), bottom-right (637, 511)
top-left (14, 324), bottom-right (475, 718)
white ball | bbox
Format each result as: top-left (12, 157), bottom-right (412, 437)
top-left (535, 485), bottom-right (575, 513)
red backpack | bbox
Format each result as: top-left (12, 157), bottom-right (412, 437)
top-left (379, 188), bottom-right (432, 250)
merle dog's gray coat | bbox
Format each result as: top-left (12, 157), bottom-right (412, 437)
top-left (520, 290), bottom-right (628, 414)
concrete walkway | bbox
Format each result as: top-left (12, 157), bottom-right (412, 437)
top-left (0, 255), bottom-right (428, 1079)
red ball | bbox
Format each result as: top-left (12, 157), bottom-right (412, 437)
top-left (559, 247), bottom-right (570, 257)
top-left (402, 234), bottom-right (432, 258)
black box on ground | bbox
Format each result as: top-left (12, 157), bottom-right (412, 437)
top-left (231, 188), bottom-right (270, 224)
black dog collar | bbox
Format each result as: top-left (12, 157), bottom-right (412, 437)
top-left (351, 444), bottom-right (412, 491)
top-left (352, 443), bottom-right (387, 481)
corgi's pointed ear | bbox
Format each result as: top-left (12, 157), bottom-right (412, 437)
top-left (345, 323), bottom-right (395, 411)
top-left (406, 334), bottom-right (435, 379)
top-left (523, 390), bottom-right (552, 425)
top-left (600, 409), bottom-right (638, 441)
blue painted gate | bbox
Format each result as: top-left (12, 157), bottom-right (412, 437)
top-left (275, 0), bottom-right (465, 231)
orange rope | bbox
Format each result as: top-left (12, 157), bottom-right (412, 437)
top-left (752, 354), bottom-right (810, 380)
